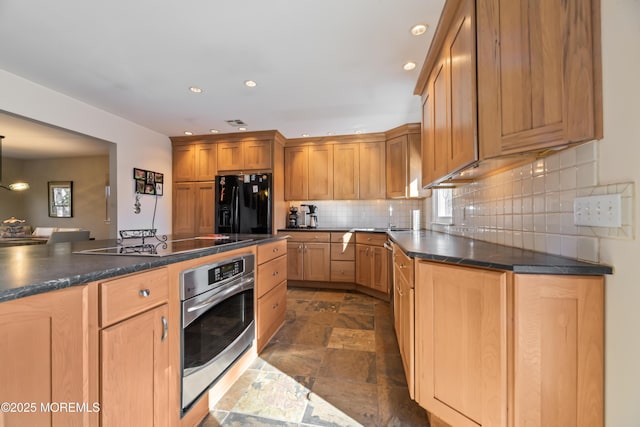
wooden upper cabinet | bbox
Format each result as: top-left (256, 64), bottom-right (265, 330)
top-left (386, 124), bottom-right (424, 199)
top-left (308, 145), bottom-right (333, 200)
top-left (334, 143), bottom-right (359, 200)
top-left (284, 146), bottom-right (309, 200)
top-left (448, 3), bottom-right (477, 172)
top-left (217, 139), bottom-right (272, 172)
top-left (244, 140), bottom-right (272, 170)
top-left (217, 142), bottom-right (243, 171)
top-left (173, 144), bottom-right (196, 181)
top-left (359, 141), bottom-right (386, 199)
top-left (172, 143), bottom-right (216, 182)
top-left (477, 0), bottom-right (601, 157)
top-left (386, 135), bottom-right (408, 198)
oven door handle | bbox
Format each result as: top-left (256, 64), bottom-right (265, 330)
top-left (183, 276), bottom-right (254, 327)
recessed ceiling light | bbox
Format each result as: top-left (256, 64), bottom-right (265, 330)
top-left (210, 129), bottom-right (219, 134)
top-left (327, 132), bottom-right (334, 136)
top-left (189, 86), bottom-right (203, 93)
top-left (244, 80), bottom-right (257, 88)
top-left (238, 127), bottom-right (247, 131)
top-left (411, 24), bottom-right (428, 36)
top-left (184, 131), bottom-right (193, 136)
top-left (302, 133), bottom-right (310, 137)
top-left (355, 130), bottom-right (363, 134)
top-left (403, 61), bottom-right (417, 71)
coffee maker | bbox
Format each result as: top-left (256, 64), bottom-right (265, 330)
top-left (301, 204), bottom-right (318, 228)
top-left (288, 206), bottom-right (299, 228)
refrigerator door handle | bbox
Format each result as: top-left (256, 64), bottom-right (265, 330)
top-left (233, 185), bottom-right (240, 233)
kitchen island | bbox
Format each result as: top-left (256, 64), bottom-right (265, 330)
top-left (0, 234), bottom-right (287, 427)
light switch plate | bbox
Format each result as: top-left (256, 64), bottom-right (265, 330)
top-left (574, 194), bottom-right (622, 227)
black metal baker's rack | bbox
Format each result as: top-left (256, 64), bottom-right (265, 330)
top-left (116, 228), bottom-right (167, 255)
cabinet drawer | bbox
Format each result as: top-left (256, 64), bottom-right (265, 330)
top-left (394, 246), bottom-right (414, 286)
top-left (286, 231), bottom-right (330, 242)
top-left (257, 254), bottom-right (288, 298)
top-left (100, 268), bottom-right (169, 327)
top-left (331, 242), bottom-right (355, 261)
top-left (256, 281), bottom-right (287, 351)
top-left (331, 261), bottom-right (355, 283)
top-left (257, 239), bottom-right (287, 265)
top-left (355, 232), bottom-right (388, 246)
top-left (330, 231), bottom-right (355, 244)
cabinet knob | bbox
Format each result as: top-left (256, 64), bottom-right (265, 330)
top-left (139, 289), bottom-right (151, 297)
top-left (273, 247), bottom-right (279, 253)
top-left (273, 271), bottom-right (279, 277)
top-left (272, 302), bottom-right (279, 310)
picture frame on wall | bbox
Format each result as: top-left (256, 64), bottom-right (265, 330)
top-left (48, 181), bottom-right (73, 218)
top-left (133, 168), bottom-right (164, 196)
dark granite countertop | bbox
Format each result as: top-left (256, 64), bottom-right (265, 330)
top-left (0, 234), bottom-right (283, 303)
top-left (388, 230), bottom-right (613, 275)
top-left (278, 227), bottom-right (410, 233)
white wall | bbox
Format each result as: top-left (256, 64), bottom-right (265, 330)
top-left (598, 0), bottom-right (640, 425)
top-left (0, 70), bottom-right (172, 236)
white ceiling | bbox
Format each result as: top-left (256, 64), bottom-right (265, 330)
top-left (0, 0), bottom-right (444, 158)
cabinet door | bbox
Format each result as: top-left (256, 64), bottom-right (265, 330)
top-left (477, 0), bottom-right (599, 156)
top-left (369, 246), bottom-right (389, 294)
top-left (334, 143), bottom-right (359, 200)
top-left (101, 304), bottom-right (169, 427)
top-left (173, 144), bottom-right (196, 181)
top-left (355, 244), bottom-right (371, 286)
top-left (308, 145), bottom-right (333, 200)
top-left (256, 281), bottom-right (287, 352)
top-left (195, 182), bottom-right (215, 235)
top-left (286, 241), bottom-right (304, 281)
top-left (513, 274), bottom-right (603, 427)
top-left (195, 143), bottom-right (217, 181)
top-left (284, 147), bottom-right (308, 200)
top-left (243, 140), bottom-right (272, 170)
top-left (359, 142), bottom-right (386, 199)
top-left (448, 0), bottom-right (477, 172)
top-left (217, 142), bottom-right (244, 171)
top-left (303, 242), bottom-right (331, 281)
top-left (421, 80), bottom-right (436, 188)
top-left (173, 182), bottom-right (196, 235)
top-left (433, 60), bottom-right (450, 182)
top-left (394, 270), bottom-right (415, 399)
top-left (415, 261), bottom-right (508, 427)
top-left (0, 286), bottom-right (93, 427)
top-left (386, 135), bottom-right (408, 198)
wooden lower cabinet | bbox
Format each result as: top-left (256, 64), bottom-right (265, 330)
top-left (0, 286), bottom-right (95, 427)
top-left (173, 182), bottom-right (215, 236)
top-left (99, 268), bottom-right (170, 427)
top-left (415, 261), bottom-right (507, 427)
top-left (284, 232), bottom-right (331, 282)
top-left (414, 260), bottom-right (604, 427)
top-left (256, 240), bottom-right (287, 352)
top-left (513, 274), bottom-right (603, 427)
top-left (393, 245), bottom-right (415, 398)
top-left (101, 304), bottom-right (170, 427)
top-left (355, 241), bottom-right (389, 295)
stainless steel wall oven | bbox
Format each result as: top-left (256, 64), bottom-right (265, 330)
top-left (180, 253), bottom-right (255, 413)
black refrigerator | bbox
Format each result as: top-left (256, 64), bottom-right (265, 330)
top-left (215, 173), bottom-right (272, 234)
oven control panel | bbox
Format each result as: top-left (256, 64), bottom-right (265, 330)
top-left (209, 260), bottom-right (242, 284)
top-left (180, 254), bottom-right (255, 300)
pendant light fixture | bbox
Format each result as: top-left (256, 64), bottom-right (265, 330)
top-left (0, 135), bottom-right (30, 191)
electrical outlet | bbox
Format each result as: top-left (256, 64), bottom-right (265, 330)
top-left (573, 194), bottom-right (622, 227)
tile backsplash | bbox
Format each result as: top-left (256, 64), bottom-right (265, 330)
top-left (427, 141), bottom-right (634, 263)
top-left (287, 199), bottom-right (425, 230)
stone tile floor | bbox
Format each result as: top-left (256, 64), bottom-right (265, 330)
top-left (199, 287), bottom-right (430, 427)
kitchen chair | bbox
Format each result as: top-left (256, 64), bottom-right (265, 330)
top-left (46, 230), bottom-right (90, 244)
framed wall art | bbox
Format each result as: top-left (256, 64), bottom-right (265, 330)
top-left (48, 181), bottom-right (73, 217)
top-left (133, 168), bottom-right (163, 196)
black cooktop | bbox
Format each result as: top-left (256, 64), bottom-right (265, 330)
top-left (75, 236), bottom-right (252, 257)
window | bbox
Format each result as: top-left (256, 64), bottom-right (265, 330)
top-left (432, 188), bottom-right (453, 225)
